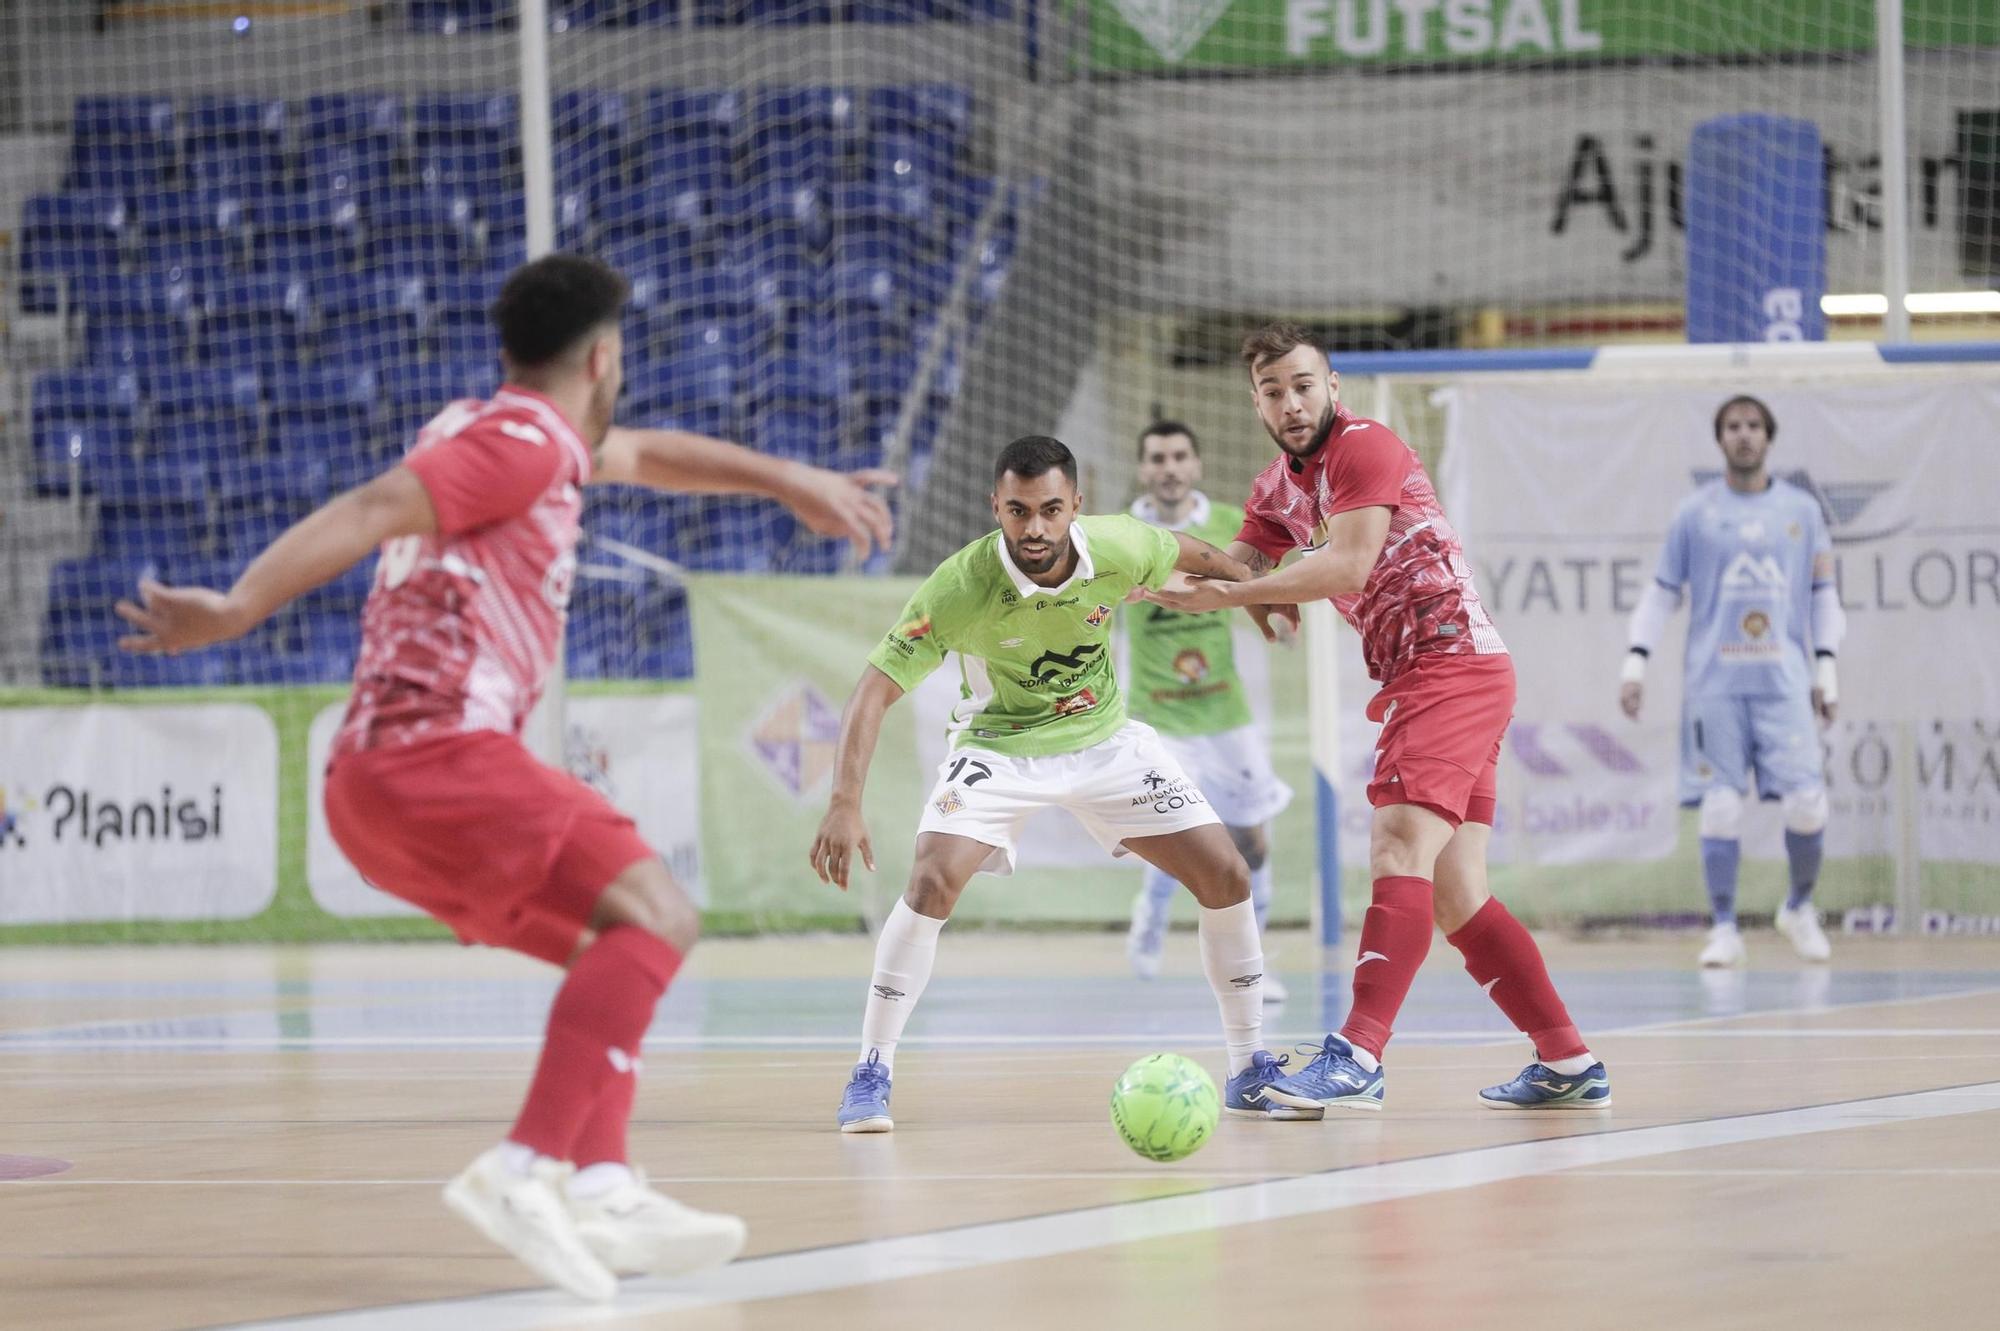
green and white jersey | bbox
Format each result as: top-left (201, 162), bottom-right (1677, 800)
top-left (1124, 493), bottom-right (1253, 738)
top-left (868, 514), bottom-right (1178, 758)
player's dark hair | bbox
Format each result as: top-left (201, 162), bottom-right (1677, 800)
top-left (1138, 420), bottom-right (1200, 459)
top-left (490, 254), bottom-right (630, 369)
top-left (994, 435), bottom-right (1078, 486)
top-left (1241, 322), bottom-right (1322, 375)
top-left (1713, 394), bottom-right (1777, 441)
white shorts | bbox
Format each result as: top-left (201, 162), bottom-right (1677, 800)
top-left (1156, 723), bottom-right (1293, 828)
top-left (916, 720), bottom-right (1222, 877)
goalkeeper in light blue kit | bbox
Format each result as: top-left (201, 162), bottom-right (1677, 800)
top-left (1620, 395), bottom-right (1845, 967)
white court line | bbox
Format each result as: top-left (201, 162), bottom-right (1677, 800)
top-left (9, 1025), bottom-right (2000, 1053)
top-left (217, 1080), bottom-right (2000, 1331)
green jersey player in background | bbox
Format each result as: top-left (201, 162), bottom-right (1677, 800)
top-left (809, 436), bottom-right (1323, 1132)
top-left (1123, 422), bottom-right (1294, 1003)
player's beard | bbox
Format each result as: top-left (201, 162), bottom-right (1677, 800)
top-left (1269, 401), bottom-right (1337, 459)
top-left (1008, 531), bottom-right (1069, 577)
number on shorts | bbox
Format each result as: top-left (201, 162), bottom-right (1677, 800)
top-left (946, 756), bottom-right (994, 786)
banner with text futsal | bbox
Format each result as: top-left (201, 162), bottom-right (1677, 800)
top-left (686, 575), bottom-right (1322, 928)
top-left (1086, 0), bottom-right (2000, 73)
top-left (0, 703), bottom-right (278, 925)
top-left (1442, 376), bottom-right (2000, 894)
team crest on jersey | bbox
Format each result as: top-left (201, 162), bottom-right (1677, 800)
top-left (1741, 610), bottom-right (1771, 639)
top-left (542, 551), bottom-right (577, 610)
top-left (1085, 603), bottom-right (1112, 627)
top-left (933, 787), bottom-right (964, 816)
top-left (1172, 648), bottom-right (1210, 683)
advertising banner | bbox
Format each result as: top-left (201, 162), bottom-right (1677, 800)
top-left (0, 703), bottom-right (278, 924)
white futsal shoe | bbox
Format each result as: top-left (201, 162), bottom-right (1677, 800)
top-left (568, 1170), bottom-right (748, 1278)
top-left (1775, 904), bottom-right (1832, 963)
top-left (1698, 922), bottom-right (1746, 969)
top-left (443, 1147), bottom-right (617, 1302)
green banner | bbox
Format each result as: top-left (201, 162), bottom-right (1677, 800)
top-left (687, 574), bottom-right (1325, 929)
top-left (1086, 0), bottom-right (2000, 74)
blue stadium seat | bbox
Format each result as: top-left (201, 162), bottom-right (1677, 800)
top-left (65, 138), bottom-right (175, 192)
top-left (300, 93), bottom-right (405, 146)
top-left (183, 145), bottom-right (289, 200)
top-left (137, 189), bottom-right (251, 249)
top-left (753, 404), bottom-right (841, 464)
top-left (696, 0), bottom-right (838, 25)
top-left (554, 89), bottom-right (631, 144)
top-left (551, 0), bottom-right (677, 28)
top-left (415, 144), bottom-right (519, 195)
top-left (146, 239), bottom-right (242, 290)
top-left (69, 272), bottom-right (196, 321)
top-left (380, 360), bottom-right (499, 437)
top-left (430, 308), bottom-right (498, 362)
top-left (565, 576), bottom-right (693, 680)
top-left (868, 83), bottom-right (974, 143)
top-left (108, 649), bottom-right (230, 689)
top-left (254, 193), bottom-right (364, 274)
top-left (86, 316), bottom-right (192, 373)
top-left (32, 419), bottom-right (135, 497)
top-left (95, 453), bottom-right (210, 512)
top-left (25, 190), bottom-right (131, 241)
top-left (556, 140), bottom-right (627, 204)
top-left (197, 274), bottom-right (312, 370)
top-left (407, 0), bottom-right (512, 34)
top-left (642, 88), bottom-right (742, 149)
top-left (412, 92), bottom-right (519, 147)
top-left (74, 95), bottom-right (177, 146)
top-left (150, 414), bottom-right (253, 472)
top-left (147, 366), bottom-right (263, 427)
top-left (94, 507), bottom-right (209, 562)
top-left (269, 365), bottom-right (381, 433)
top-left (184, 96), bottom-right (287, 150)
top-left (318, 274), bottom-right (429, 366)
top-left (34, 369), bottom-right (141, 426)
top-left (304, 140), bottom-right (400, 198)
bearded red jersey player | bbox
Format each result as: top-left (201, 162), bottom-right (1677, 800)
top-left (115, 254), bottom-right (897, 1299)
top-left (1143, 323), bottom-right (1609, 1112)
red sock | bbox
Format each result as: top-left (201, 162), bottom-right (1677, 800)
top-left (571, 1070), bottom-right (639, 1168)
top-left (510, 925), bottom-right (681, 1159)
top-left (1338, 876), bottom-right (1434, 1060)
top-left (1446, 897), bottom-right (1587, 1062)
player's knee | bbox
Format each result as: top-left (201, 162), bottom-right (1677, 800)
top-left (597, 863), bottom-right (700, 953)
top-left (904, 864), bottom-right (962, 918)
top-left (1228, 824), bottom-right (1268, 872)
top-left (1698, 786), bottom-right (1744, 841)
top-left (1783, 787), bottom-right (1828, 835)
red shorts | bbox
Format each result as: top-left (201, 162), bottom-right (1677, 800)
top-left (324, 730), bottom-right (656, 965)
top-left (1364, 652), bottom-right (1515, 828)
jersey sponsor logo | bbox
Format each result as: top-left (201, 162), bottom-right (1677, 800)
top-left (932, 787), bottom-right (965, 817)
top-left (1085, 603), bottom-right (1113, 627)
top-left (1051, 689), bottom-right (1099, 718)
top-left (1026, 643), bottom-right (1103, 686)
top-left (1718, 551), bottom-right (1787, 597)
top-left (1034, 595), bottom-right (1080, 611)
top-left (1142, 769), bottom-right (1169, 790)
top-left (1172, 648), bottom-right (1210, 683)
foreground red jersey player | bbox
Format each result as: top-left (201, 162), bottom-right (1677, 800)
top-left (116, 254), bottom-right (896, 1300)
top-left (1143, 323), bottom-right (1610, 1113)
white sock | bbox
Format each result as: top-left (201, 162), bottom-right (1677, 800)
top-left (858, 898), bottom-right (946, 1075)
top-left (566, 1161), bottom-right (635, 1200)
top-left (1198, 899), bottom-right (1265, 1074)
top-left (1248, 861), bottom-right (1273, 934)
top-left (1544, 1052), bottom-right (1596, 1076)
top-left (1347, 1044), bottom-right (1381, 1074)
top-left (496, 1140), bottom-right (543, 1177)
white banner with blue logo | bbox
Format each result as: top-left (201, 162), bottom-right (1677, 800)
top-left (1443, 373), bottom-right (2000, 868)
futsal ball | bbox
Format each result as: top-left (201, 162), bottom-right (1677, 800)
top-left (1110, 1053), bottom-right (1219, 1162)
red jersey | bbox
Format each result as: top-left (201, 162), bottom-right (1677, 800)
top-left (331, 387), bottom-right (591, 758)
top-left (1236, 409), bottom-right (1505, 685)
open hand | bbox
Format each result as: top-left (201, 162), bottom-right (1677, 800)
top-left (1247, 602), bottom-right (1300, 644)
top-left (1140, 574), bottom-right (1235, 615)
top-left (809, 803), bottom-right (875, 891)
top-left (115, 579), bottom-right (248, 655)
top-left (781, 466), bottom-right (898, 560)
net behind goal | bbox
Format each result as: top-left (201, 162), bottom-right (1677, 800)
top-left (1, 1), bottom-right (1996, 941)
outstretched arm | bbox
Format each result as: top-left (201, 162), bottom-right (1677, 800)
top-left (594, 425), bottom-right (896, 559)
top-left (1168, 529), bottom-right (1254, 583)
top-left (1145, 506), bottom-right (1390, 613)
top-left (809, 664), bottom-right (907, 890)
top-left (116, 466), bottom-right (437, 655)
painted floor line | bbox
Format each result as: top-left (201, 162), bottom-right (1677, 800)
top-left (218, 1080), bottom-right (2000, 1331)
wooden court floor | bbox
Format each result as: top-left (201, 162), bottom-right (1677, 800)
top-left (4, 931), bottom-right (2000, 1330)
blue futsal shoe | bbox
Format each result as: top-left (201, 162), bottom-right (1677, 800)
top-left (837, 1050), bottom-right (894, 1133)
top-left (1259, 1035), bottom-right (1384, 1112)
top-left (1479, 1061), bottom-right (1612, 1110)
top-left (1225, 1050), bottom-right (1324, 1120)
